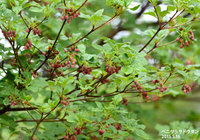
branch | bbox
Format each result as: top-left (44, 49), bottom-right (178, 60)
top-left (19, 12), bottom-right (29, 28)
top-left (35, 17), bottom-right (47, 28)
top-left (66, 14), bottom-right (118, 48)
top-left (136, 1), bottom-right (150, 18)
top-left (153, 6), bottom-right (161, 28)
top-left (72, 0), bottom-right (88, 15)
top-left (30, 100), bottom-right (61, 139)
top-left (0, 106), bottom-right (37, 115)
top-left (138, 27), bottom-right (161, 53)
top-left (16, 118), bottom-right (66, 123)
top-left (34, 19), bottom-right (67, 73)
top-left (141, 9), bottom-right (186, 53)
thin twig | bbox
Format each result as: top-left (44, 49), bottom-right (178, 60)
top-left (66, 14), bottom-right (118, 48)
top-left (19, 12), bottom-right (29, 28)
top-left (138, 28), bottom-right (161, 53)
top-left (35, 17), bottom-right (47, 28)
top-left (34, 19), bottom-right (67, 73)
top-left (72, 0), bottom-right (88, 15)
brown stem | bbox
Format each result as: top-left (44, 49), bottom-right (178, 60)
top-left (153, 6), bottom-right (161, 28)
top-left (30, 117), bottom-right (42, 140)
top-left (158, 39), bottom-right (177, 47)
top-left (26, 28), bottom-right (32, 38)
top-left (162, 10), bottom-right (178, 27)
top-left (147, 43), bottom-right (157, 54)
top-left (66, 14), bottom-right (118, 48)
top-left (138, 28), bottom-right (161, 53)
top-left (0, 106), bottom-right (37, 115)
top-left (63, 0), bottom-right (66, 6)
top-left (141, 9), bottom-right (186, 53)
top-left (164, 72), bottom-right (173, 85)
top-left (21, 103), bottom-right (36, 121)
top-left (9, 40), bottom-right (24, 73)
top-left (16, 119), bottom-right (66, 123)
top-left (34, 19), bottom-right (67, 73)
top-left (72, 0), bottom-right (88, 15)
top-left (165, 19), bottom-right (193, 29)
top-left (30, 101), bottom-right (61, 139)
top-left (35, 17), bottom-right (47, 28)
top-left (19, 12), bottom-right (29, 28)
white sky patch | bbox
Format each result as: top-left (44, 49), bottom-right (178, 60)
top-left (0, 30), bottom-right (10, 47)
top-left (127, 2), bottom-right (142, 14)
top-left (127, 2), bottom-right (178, 25)
top-left (133, 28), bottom-right (144, 35)
top-left (113, 31), bottom-right (131, 40)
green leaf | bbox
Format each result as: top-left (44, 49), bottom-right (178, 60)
top-left (130, 5), bottom-right (140, 11)
top-left (78, 44), bottom-right (86, 53)
top-left (149, 0), bottom-right (158, 6)
top-left (3, 98), bottom-right (9, 105)
top-left (12, 5), bottom-right (22, 14)
top-left (112, 94), bottom-right (122, 105)
top-left (79, 12), bottom-right (91, 20)
top-left (96, 102), bottom-right (103, 108)
top-left (135, 129), bottom-right (150, 139)
top-left (144, 11), bottom-right (157, 18)
top-left (16, 37), bottom-right (26, 46)
top-left (66, 113), bottom-right (78, 122)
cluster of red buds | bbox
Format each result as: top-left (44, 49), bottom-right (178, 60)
top-left (176, 28), bottom-right (195, 48)
top-left (2, 30), bottom-right (16, 39)
top-left (10, 58), bottom-right (17, 66)
top-left (48, 60), bottom-right (64, 77)
top-left (65, 59), bottom-right (76, 68)
top-left (131, 81), bottom-right (142, 91)
top-left (153, 80), bottom-right (168, 93)
top-left (98, 129), bottom-right (105, 135)
top-left (77, 66), bottom-right (92, 75)
top-left (63, 124), bottom-right (88, 140)
top-left (67, 46), bottom-right (79, 54)
top-left (74, 127), bottom-right (82, 135)
top-left (63, 135), bottom-right (76, 140)
top-left (47, 60), bottom-right (65, 77)
top-left (64, 46), bottom-right (79, 68)
top-left (105, 64), bottom-right (121, 75)
top-left (189, 31), bottom-right (194, 40)
top-left (114, 123), bottom-right (122, 130)
top-left (24, 40), bottom-right (32, 50)
top-left (182, 84), bottom-right (191, 94)
top-left (33, 28), bottom-right (41, 35)
top-left (26, 28), bottom-right (41, 36)
top-left (8, 96), bottom-right (20, 106)
top-left (61, 97), bottom-right (70, 107)
top-left (121, 97), bottom-right (128, 106)
top-left (152, 79), bottom-right (159, 84)
top-left (131, 81), bottom-right (150, 99)
top-left (7, 30), bottom-right (16, 38)
top-left (155, 86), bottom-right (168, 93)
top-left (47, 46), bottom-right (60, 56)
top-left (61, 8), bottom-right (81, 24)
top-left (31, 72), bottom-right (39, 78)
top-left (50, 60), bottom-right (62, 69)
top-left (47, 47), bottom-right (79, 77)
top-left (142, 92), bottom-right (149, 99)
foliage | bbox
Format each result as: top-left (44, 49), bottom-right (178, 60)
top-left (0, 0), bottom-right (200, 139)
